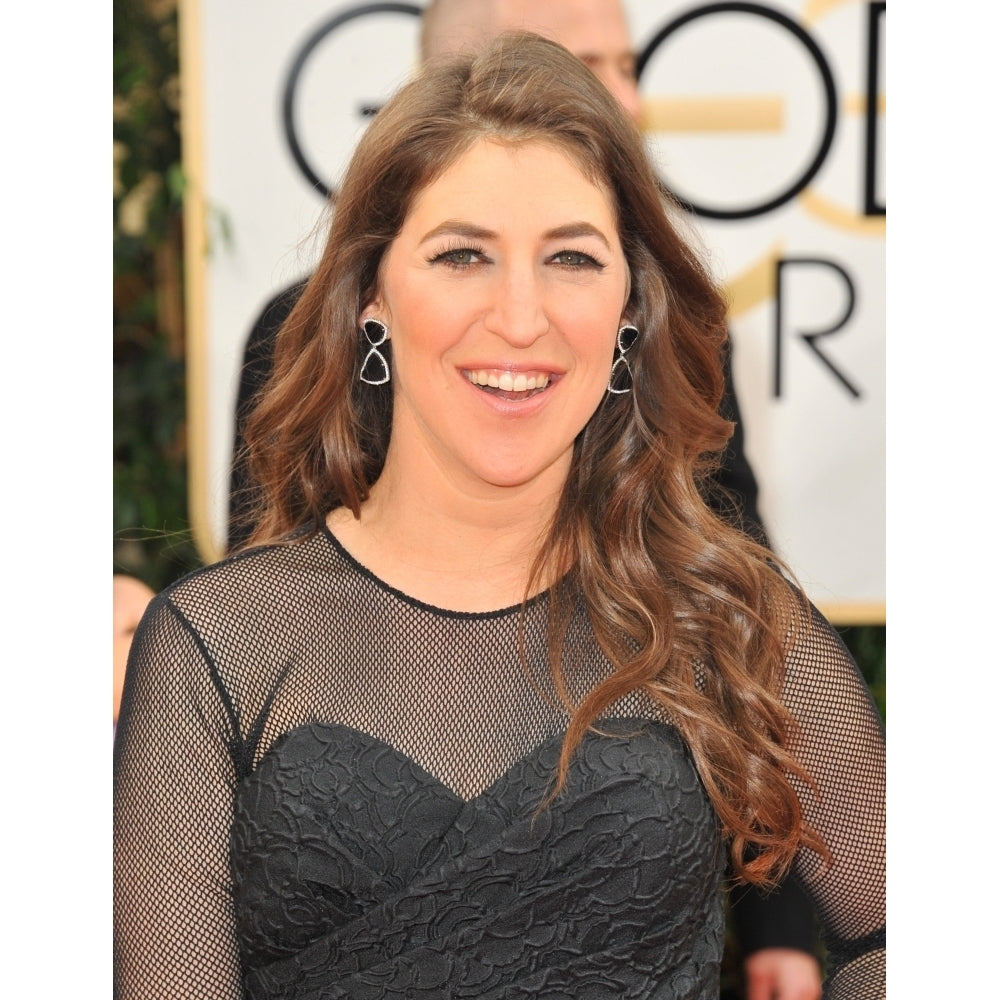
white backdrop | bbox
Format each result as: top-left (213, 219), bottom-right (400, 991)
top-left (180, 0), bottom-right (885, 623)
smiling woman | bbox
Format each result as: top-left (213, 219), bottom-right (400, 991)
top-left (349, 139), bottom-right (629, 542)
top-left (114, 31), bottom-right (885, 1000)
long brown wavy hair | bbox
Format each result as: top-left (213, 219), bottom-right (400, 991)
top-left (240, 32), bottom-right (824, 884)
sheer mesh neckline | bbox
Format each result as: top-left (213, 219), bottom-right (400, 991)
top-left (319, 521), bottom-right (552, 620)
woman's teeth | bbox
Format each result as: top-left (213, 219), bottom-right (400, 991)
top-left (465, 370), bottom-right (551, 393)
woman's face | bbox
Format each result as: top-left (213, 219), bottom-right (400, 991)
top-left (366, 138), bottom-right (630, 498)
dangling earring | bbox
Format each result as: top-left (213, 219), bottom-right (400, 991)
top-left (607, 324), bottom-right (639, 394)
top-left (359, 318), bottom-right (390, 385)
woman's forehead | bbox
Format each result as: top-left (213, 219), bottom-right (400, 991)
top-left (403, 137), bottom-right (617, 227)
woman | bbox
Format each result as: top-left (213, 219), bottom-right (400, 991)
top-left (114, 33), bottom-right (885, 1000)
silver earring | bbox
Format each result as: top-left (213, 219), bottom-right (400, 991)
top-left (607, 324), bottom-right (639, 394)
top-left (359, 318), bottom-right (390, 385)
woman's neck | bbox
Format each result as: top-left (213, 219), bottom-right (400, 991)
top-left (327, 455), bottom-right (566, 613)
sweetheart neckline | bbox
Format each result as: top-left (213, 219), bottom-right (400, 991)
top-left (246, 716), bottom-right (682, 805)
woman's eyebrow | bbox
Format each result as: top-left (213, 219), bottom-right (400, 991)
top-left (544, 222), bottom-right (614, 251)
top-left (419, 220), bottom-right (613, 249)
top-left (419, 221), bottom-right (495, 245)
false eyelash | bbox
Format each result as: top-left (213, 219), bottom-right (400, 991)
top-left (426, 241), bottom-right (488, 266)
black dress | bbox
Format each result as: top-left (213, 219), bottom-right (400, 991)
top-left (113, 529), bottom-right (885, 999)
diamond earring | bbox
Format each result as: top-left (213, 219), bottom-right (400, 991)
top-left (607, 324), bottom-right (639, 394)
top-left (359, 318), bottom-right (390, 385)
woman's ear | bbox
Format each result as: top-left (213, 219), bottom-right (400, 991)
top-left (359, 292), bottom-right (386, 327)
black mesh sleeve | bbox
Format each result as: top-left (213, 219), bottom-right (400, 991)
top-left (783, 606), bottom-right (886, 997)
top-left (113, 595), bottom-right (246, 1000)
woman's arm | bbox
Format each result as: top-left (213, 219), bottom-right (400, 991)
top-left (783, 605), bottom-right (886, 999)
top-left (113, 595), bottom-right (246, 1000)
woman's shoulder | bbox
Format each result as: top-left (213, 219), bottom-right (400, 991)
top-left (778, 597), bottom-right (883, 724)
top-left (156, 528), bottom-right (342, 625)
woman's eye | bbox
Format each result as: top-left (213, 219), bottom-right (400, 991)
top-left (432, 248), bottom-right (483, 266)
top-left (551, 251), bottom-right (602, 268)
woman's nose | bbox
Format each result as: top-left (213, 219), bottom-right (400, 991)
top-left (482, 266), bottom-right (549, 348)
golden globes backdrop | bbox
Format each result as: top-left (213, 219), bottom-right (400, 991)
top-left (180, 0), bottom-right (885, 623)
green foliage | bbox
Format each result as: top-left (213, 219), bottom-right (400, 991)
top-left (113, 319), bottom-right (200, 589)
top-left (114, 0), bottom-right (182, 245)
top-left (114, 0), bottom-right (202, 593)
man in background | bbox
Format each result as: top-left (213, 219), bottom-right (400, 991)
top-left (228, 4), bottom-right (823, 997)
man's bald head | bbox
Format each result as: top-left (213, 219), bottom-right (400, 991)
top-left (420, 0), bottom-right (640, 122)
